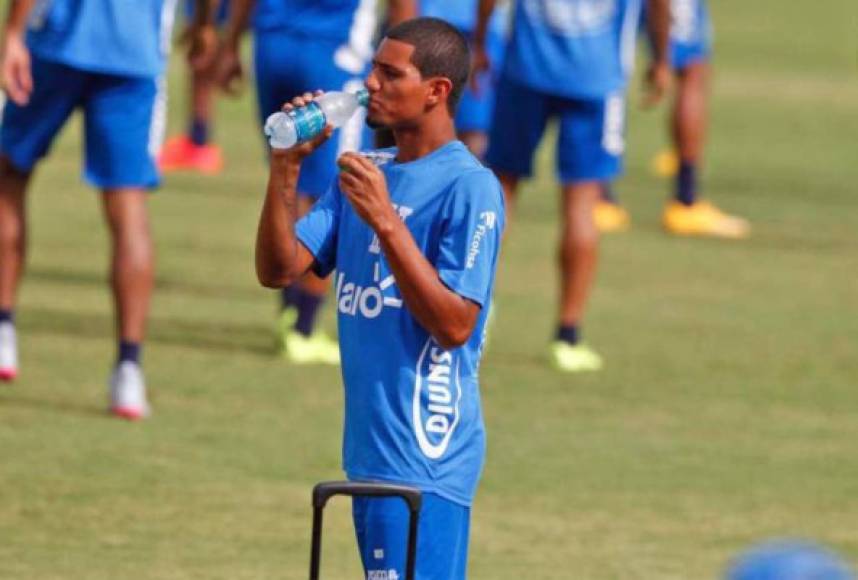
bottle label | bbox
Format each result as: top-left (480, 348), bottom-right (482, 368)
top-left (288, 103), bottom-right (326, 143)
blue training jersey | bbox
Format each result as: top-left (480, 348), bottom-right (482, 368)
top-left (504, 0), bottom-right (643, 99)
top-left (296, 141), bottom-right (505, 506)
top-left (26, 0), bottom-right (178, 78)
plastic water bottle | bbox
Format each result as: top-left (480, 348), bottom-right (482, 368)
top-left (264, 89), bottom-right (370, 149)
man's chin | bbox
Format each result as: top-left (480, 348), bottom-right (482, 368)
top-left (365, 116), bottom-right (387, 130)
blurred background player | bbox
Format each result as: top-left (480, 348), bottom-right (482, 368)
top-left (417, 0), bottom-right (510, 158)
top-left (476, 0), bottom-right (670, 372)
top-left (0, 0), bottom-right (178, 419)
top-left (215, 0), bottom-right (414, 365)
top-left (158, 0), bottom-right (229, 174)
top-left (726, 539), bottom-right (855, 580)
top-left (255, 19), bottom-right (504, 577)
top-left (596, 0), bottom-right (750, 238)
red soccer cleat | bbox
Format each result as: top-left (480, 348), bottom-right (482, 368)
top-left (157, 135), bottom-right (224, 174)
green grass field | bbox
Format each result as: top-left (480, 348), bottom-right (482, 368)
top-left (1, 1), bottom-right (857, 578)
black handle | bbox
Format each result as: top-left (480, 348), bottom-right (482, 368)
top-left (309, 480), bottom-right (423, 580)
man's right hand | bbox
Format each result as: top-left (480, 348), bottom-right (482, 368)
top-left (271, 91), bottom-right (334, 165)
top-left (1, 33), bottom-right (32, 106)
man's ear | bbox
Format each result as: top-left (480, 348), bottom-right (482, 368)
top-left (426, 77), bottom-right (453, 108)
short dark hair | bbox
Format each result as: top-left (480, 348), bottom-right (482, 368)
top-left (385, 17), bottom-right (471, 115)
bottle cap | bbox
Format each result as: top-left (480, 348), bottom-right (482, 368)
top-left (355, 88), bottom-right (370, 107)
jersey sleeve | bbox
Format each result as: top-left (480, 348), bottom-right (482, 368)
top-left (296, 181), bottom-right (341, 278)
top-left (436, 170), bottom-right (505, 307)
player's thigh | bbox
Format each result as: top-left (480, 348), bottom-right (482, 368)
top-left (555, 93), bottom-right (625, 184)
top-left (82, 72), bottom-right (161, 189)
top-left (352, 493), bottom-right (471, 580)
top-left (485, 75), bottom-right (551, 179)
top-left (0, 57), bottom-right (84, 173)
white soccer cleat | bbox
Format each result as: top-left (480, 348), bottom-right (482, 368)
top-left (0, 321), bottom-right (18, 381)
top-left (109, 361), bottom-right (151, 420)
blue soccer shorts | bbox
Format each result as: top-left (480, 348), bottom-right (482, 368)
top-left (0, 56), bottom-right (161, 189)
top-left (486, 75), bottom-right (625, 184)
top-left (254, 32), bottom-right (370, 200)
top-left (667, 0), bottom-right (713, 70)
top-left (353, 492), bottom-right (471, 580)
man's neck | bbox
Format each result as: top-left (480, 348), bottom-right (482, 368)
top-left (392, 117), bottom-right (457, 163)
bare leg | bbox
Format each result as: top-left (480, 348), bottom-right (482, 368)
top-left (189, 68), bottom-right (214, 143)
top-left (558, 181), bottom-right (601, 326)
top-left (672, 61), bottom-right (709, 166)
top-left (0, 157), bottom-right (31, 311)
top-left (101, 189), bottom-right (154, 343)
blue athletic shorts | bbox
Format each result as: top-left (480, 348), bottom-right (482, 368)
top-left (0, 56), bottom-right (161, 189)
top-left (672, 0), bottom-right (712, 70)
top-left (184, 0), bottom-right (230, 25)
top-left (670, 35), bottom-right (712, 71)
top-left (254, 31), bottom-right (370, 199)
top-left (455, 28), bottom-right (506, 134)
top-left (486, 75), bottom-right (625, 184)
top-left (353, 492), bottom-right (471, 580)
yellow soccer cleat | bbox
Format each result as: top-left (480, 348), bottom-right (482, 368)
top-left (549, 341), bottom-right (604, 373)
top-left (277, 309), bottom-right (341, 365)
top-left (282, 330), bottom-right (341, 365)
top-left (594, 200), bottom-right (631, 233)
top-left (651, 149), bottom-right (679, 178)
top-left (662, 200), bottom-right (751, 239)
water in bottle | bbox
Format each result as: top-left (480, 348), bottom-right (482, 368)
top-left (264, 89), bottom-right (370, 149)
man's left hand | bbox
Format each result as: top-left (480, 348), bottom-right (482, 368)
top-left (642, 60), bottom-right (671, 108)
top-left (337, 152), bottom-right (398, 234)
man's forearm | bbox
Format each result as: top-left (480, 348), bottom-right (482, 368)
top-left (376, 220), bottom-right (477, 350)
top-left (473, 0), bottom-right (497, 48)
top-left (255, 159), bottom-right (306, 287)
top-left (224, 0), bottom-right (255, 48)
top-left (646, 0), bottom-right (670, 65)
top-left (4, 0), bottom-right (35, 36)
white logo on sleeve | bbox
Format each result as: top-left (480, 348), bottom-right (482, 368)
top-left (413, 340), bottom-right (462, 459)
top-left (465, 211), bottom-right (497, 269)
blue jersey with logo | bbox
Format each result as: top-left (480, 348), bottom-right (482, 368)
top-left (296, 141), bottom-right (505, 506)
top-left (26, 0), bottom-right (177, 78)
top-left (504, 0), bottom-right (643, 99)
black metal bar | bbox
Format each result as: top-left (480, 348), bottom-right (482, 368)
top-left (309, 481), bottom-right (423, 580)
top-left (309, 506), bottom-right (324, 580)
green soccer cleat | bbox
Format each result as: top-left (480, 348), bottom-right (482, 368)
top-left (549, 341), bottom-right (604, 373)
